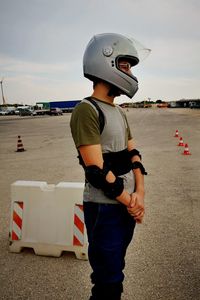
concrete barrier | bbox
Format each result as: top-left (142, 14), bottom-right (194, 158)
top-left (9, 181), bottom-right (88, 260)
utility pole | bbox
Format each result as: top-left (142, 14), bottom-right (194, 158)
top-left (0, 78), bottom-right (6, 105)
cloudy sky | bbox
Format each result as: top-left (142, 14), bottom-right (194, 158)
top-left (0, 0), bottom-right (200, 105)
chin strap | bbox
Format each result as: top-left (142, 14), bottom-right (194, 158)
top-left (132, 161), bottom-right (147, 175)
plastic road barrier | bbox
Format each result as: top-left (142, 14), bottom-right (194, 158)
top-left (9, 181), bottom-right (88, 260)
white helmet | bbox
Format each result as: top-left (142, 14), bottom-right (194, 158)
top-left (83, 33), bottom-right (140, 98)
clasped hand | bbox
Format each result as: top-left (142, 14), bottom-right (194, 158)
top-left (127, 192), bottom-right (145, 223)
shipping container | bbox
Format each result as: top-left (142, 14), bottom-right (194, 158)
top-left (49, 100), bottom-right (81, 112)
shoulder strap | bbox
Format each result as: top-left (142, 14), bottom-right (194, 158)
top-left (84, 97), bottom-right (105, 134)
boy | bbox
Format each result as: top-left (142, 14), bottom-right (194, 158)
top-left (70, 33), bottom-right (148, 299)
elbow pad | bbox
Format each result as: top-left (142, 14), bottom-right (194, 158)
top-left (85, 165), bottom-right (124, 199)
top-left (129, 149), bottom-right (142, 160)
top-left (85, 165), bottom-right (109, 189)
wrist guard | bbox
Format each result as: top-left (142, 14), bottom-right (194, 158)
top-left (132, 161), bottom-right (147, 175)
top-left (129, 149), bottom-right (142, 160)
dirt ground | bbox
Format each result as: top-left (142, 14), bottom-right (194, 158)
top-left (0, 108), bottom-right (199, 300)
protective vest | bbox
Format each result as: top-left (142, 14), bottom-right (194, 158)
top-left (78, 97), bottom-right (132, 176)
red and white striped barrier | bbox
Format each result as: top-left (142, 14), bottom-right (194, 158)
top-left (12, 202), bottom-right (23, 240)
top-left (73, 204), bottom-right (84, 246)
top-left (9, 181), bottom-right (88, 260)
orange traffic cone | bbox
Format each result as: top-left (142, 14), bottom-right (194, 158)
top-left (174, 129), bottom-right (179, 137)
top-left (16, 135), bottom-right (25, 152)
top-left (182, 143), bottom-right (191, 155)
top-left (177, 137), bottom-right (184, 146)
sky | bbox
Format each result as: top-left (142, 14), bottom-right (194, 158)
top-left (0, 0), bottom-right (200, 105)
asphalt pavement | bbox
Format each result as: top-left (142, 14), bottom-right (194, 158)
top-left (0, 108), bottom-right (199, 300)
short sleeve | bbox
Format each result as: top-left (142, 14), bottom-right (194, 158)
top-left (70, 102), bottom-right (101, 148)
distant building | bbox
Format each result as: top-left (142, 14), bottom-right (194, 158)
top-left (176, 98), bottom-right (200, 108)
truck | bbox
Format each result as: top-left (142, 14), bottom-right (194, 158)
top-left (34, 103), bottom-right (50, 115)
top-left (49, 100), bottom-right (81, 112)
top-left (36, 100), bottom-right (81, 114)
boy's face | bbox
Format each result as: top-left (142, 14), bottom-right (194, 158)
top-left (118, 59), bottom-right (133, 76)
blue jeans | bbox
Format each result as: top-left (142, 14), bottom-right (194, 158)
top-left (83, 202), bottom-right (136, 299)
